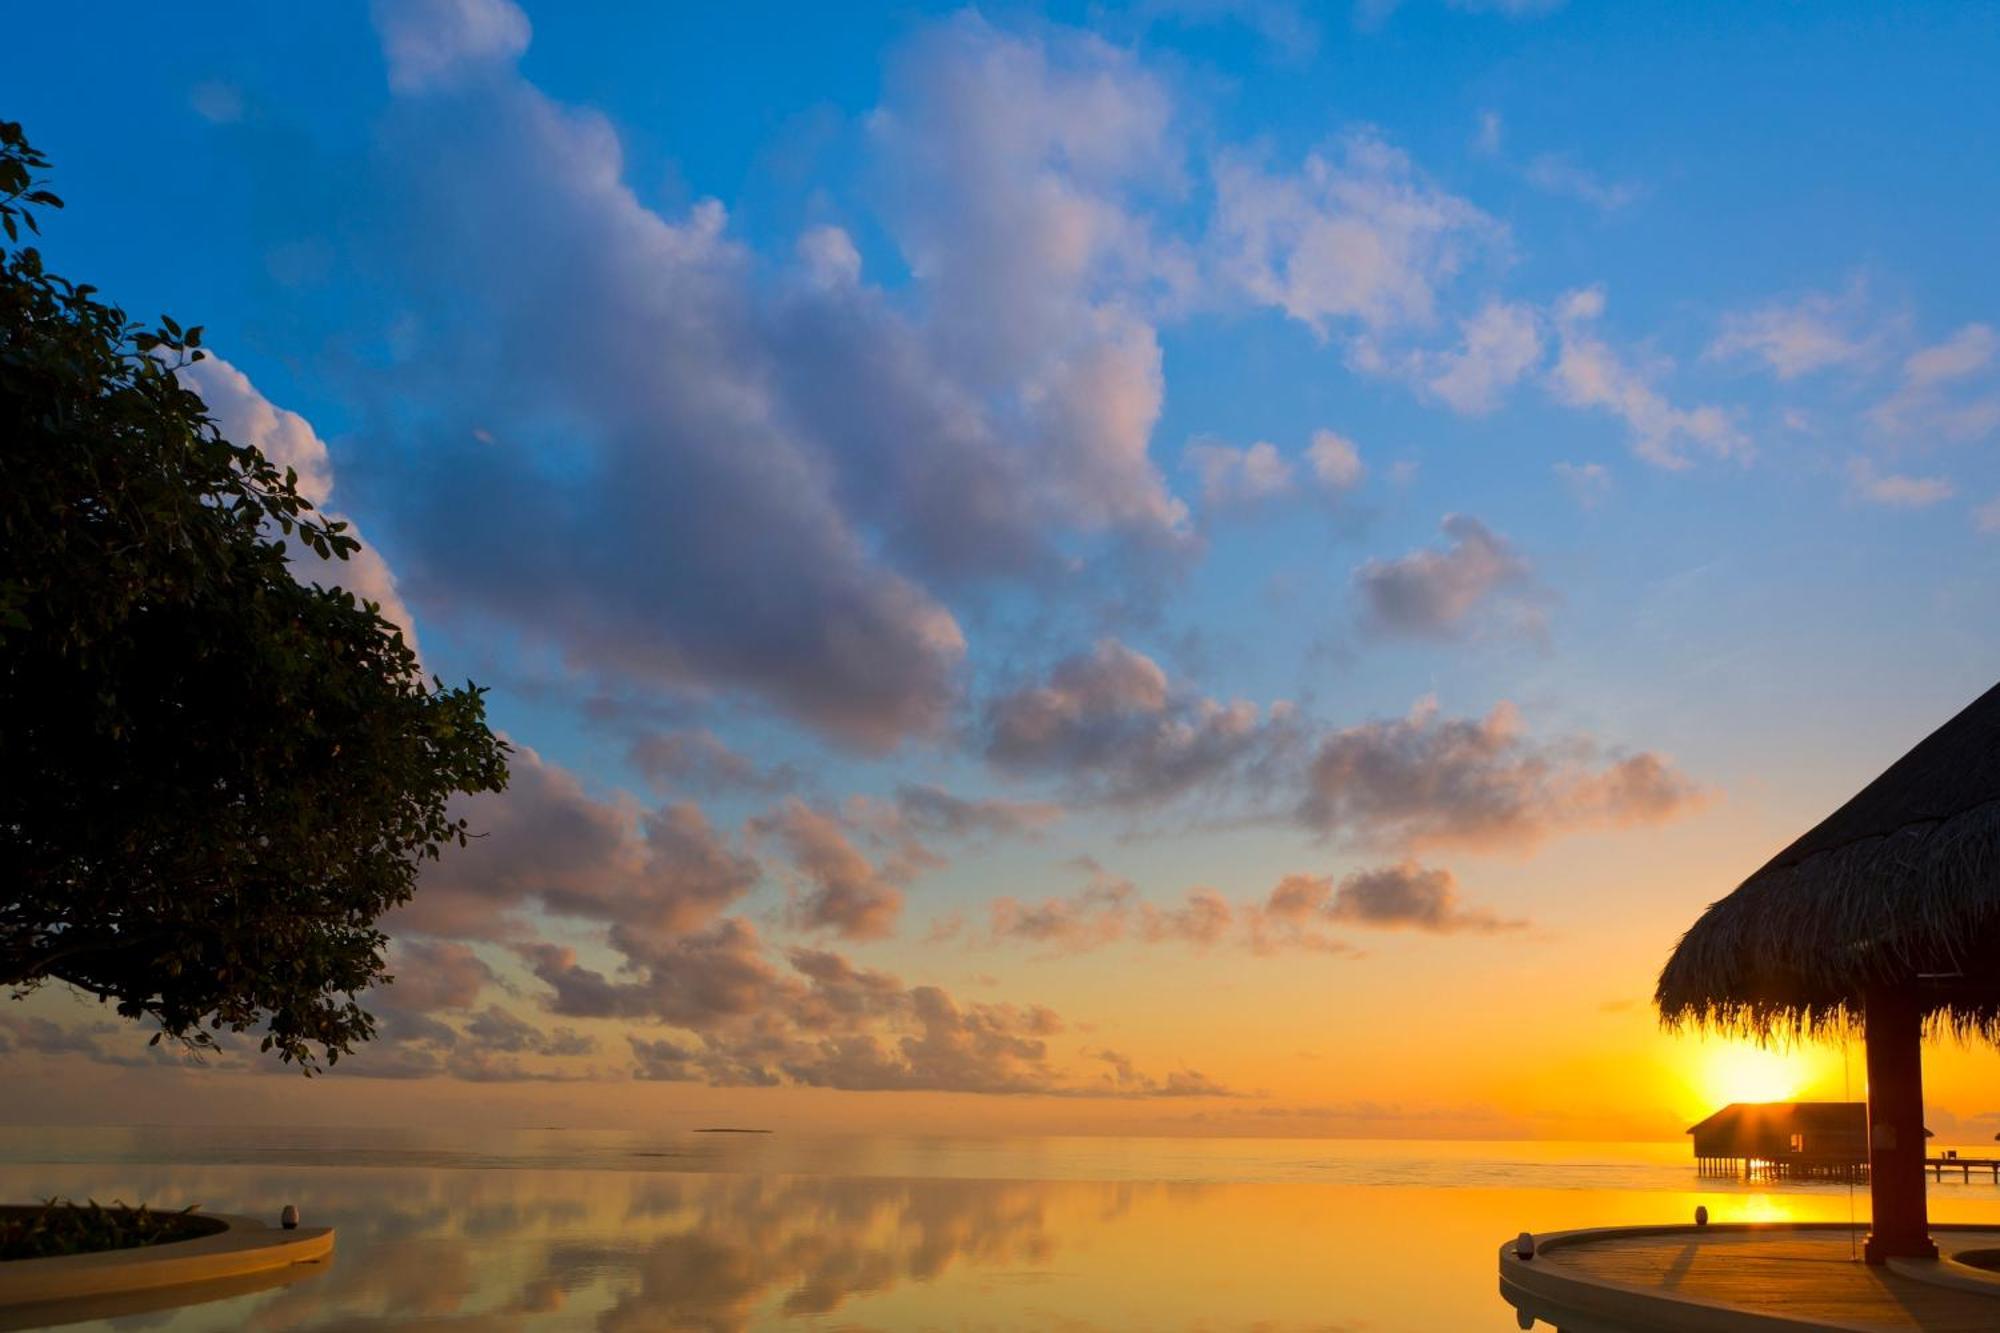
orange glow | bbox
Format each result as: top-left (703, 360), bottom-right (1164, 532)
top-left (1690, 1040), bottom-right (1839, 1112)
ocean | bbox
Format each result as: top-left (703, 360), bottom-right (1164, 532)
top-left (4, 1126), bottom-right (1998, 1330)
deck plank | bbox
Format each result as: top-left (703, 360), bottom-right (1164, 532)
top-left (1541, 1228), bottom-right (2000, 1331)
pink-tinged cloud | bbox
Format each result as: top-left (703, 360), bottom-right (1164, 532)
top-left (1296, 697), bottom-right (1703, 852)
top-left (395, 745), bottom-right (758, 943)
top-left (983, 639), bottom-right (1299, 806)
top-left (755, 800), bottom-right (906, 942)
top-left (182, 355), bottom-right (419, 651)
top-left (1354, 514), bottom-right (1545, 640)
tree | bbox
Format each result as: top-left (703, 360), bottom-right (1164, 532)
top-left (0, 122), bottom-right (509, 1070)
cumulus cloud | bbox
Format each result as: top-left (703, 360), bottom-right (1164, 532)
top-left (1354, 514), bottom-right (1544, 640)
top-left (1422, 301), bottom-right (1543, 413)
top-left (383, 938), bottom-right (496, 1013)
top-left (1869, 323), bottom-right (2000, 445)
top-left (1214, 132), bottom-right (1498, 336)
top-left (627, 729), bottom-right (799, 797)
top-left (1846, 458), bottom-right (1955, 509)
top-left (982, 639), bottom-right (1299, 806)
top-left (1184, 439), bottom-right (1295, 508)
top-left (0, 1014), bottom-right (158, 1066)
top-left (1136, 888), bottom-right (1234, 946)
top-left (1547, 287), bottom-right (1744, 468)
top-left (1296, 696), bottom-right (1702, 852)
top-left (464, 1006), bottom-right (596, 1057)
top-left (541, 936), bottom-right (1227, 1097)
top-left (364, 25), bottom-right (970, 750)
top-left (182, 355), bottom-right (418, 648)
top-left (356, 12), bottom-right (1287, 748)
top-left (754, 800), bottom-right (906, 941)
top-left (394, 745), bottom-right (758, 944)
top-left (987, 864), bottom-right (1235, 954)
top-left (371, 0), bottom-right (531, 94)
top-left (1258, 862), bottom-right (1522, 935)
top-left (869, 14), bottom-right (1193, 545)
top-left (988, 869), bottom-right (1137, 953)
top-left (1305, 429), bottom-right (1366, 493)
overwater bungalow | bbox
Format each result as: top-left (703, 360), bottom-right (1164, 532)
top-left (1502, 680), bottom-right (2000, 1329)
top-left (1687, 1101), bottom-right (1869, 1180)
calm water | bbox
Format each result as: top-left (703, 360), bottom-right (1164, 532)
top-left (5, 1127), bottom-right (1999, 1331)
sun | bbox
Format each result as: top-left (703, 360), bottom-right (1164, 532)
top-left (1696, 1041), bottom-right (1822, 1107)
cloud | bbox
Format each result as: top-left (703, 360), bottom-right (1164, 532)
top-left (525, 918), bottom-right (783, 1028)
top-left (989, 870), bottom-right (1136, 953)
top-left (1977, 495), bottom-right (2000, 534)
top-left (382, 938), bottom-right (496, 1013)
top-left (182, 355), bottom-right (419, 648)
top-left (1261, 862), bottom-right (1522, 934)
top-left (868, 14), bottom-right (1193, 545)
top-left (1089, 1049), bottom-right (1240, 1097)
top-left (1846, 458), bottom-right (1955, 509)
top-left (1305, 429), bottom-right (1366, 492)
top-left (464, 1006), bottom-right (596, 1057)
top-left (1547, 287), bottom-right (1745, 468)
top-left (1869, 323), bottom-right (2000, 445)
top-left (1215, 132), bottom-right (1499, 337)
top-left (754, 800), bottom-right (905, 941)
top-left (987, 866), bottom-right (1233, 954)
top-left (627, 729), bottom-right (800, 797)
top-left (1296, 696), bottom-right (1702, 852)
top-left (356, 12), bottom-right (1281, 749)
top-left (981, 640), bottom-right (1300, 806)
top-left (371, 0), bottom-right (531, 94)
top-left (544, 935), bottom-right (1227, 1097)
top-left (890, 784), bottom-right (1063, 840)
top-left (1183, 430), bottom-right (1367, 511)
top-left (1553, 461), bottom-right (1611, 509)
top-left (1353, 514), bottom-right (1544, 640)
top-left (395, 745), bottom-right (759, 944)
top-left (1523, 154), bottom-right (1639, 212)
top-left (1422, 302), bottom-right (1543, 413)
top-left (1136, 888), bottom-right (1234, 946)
top-left (1184, 439), bottom-right (1296, 508)
top-left (0, 1014), bottom-right (136, 1062)
top-left (1707, 283), bottom-right (1882, 380)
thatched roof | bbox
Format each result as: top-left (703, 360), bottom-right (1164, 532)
top-left (1657, 680), bottom-right (2000, 1041)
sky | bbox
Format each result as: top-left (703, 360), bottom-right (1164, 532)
top-left (5, 0), bottom-right (2000, 1141)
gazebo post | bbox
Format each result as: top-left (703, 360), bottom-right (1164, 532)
top-left (1863, 987), bottom-right (1936, 1264)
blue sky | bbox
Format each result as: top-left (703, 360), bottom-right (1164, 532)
top-left (7, 0), bottom-right (2000, 1133)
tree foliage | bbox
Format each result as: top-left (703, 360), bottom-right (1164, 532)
top-left (0, 121), bottom-right (509, 1069)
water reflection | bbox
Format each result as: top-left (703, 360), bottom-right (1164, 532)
top-left (0, 1151), bottom-right (1993, 1331)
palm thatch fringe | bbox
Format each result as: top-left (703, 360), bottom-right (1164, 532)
top-left (1656, 795), bottom-right (2000, 1043)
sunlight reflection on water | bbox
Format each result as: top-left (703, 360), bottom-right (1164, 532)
top-left (2, 1129), bottom-right (1996, 1330)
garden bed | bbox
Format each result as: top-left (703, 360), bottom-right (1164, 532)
top-left (0, 1201), bottom-right (224, 1262)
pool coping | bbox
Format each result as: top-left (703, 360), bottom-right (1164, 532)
top-left (0, 1212), bottom-right (333, 1309)
top-left (1498, 1221), bottom-right (2000, 1332)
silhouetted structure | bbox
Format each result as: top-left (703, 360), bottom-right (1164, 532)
top-left (1688, 1102), bottom-right (1868, 1180)
top-left (1658, 680), bottom-right (2000, 1263)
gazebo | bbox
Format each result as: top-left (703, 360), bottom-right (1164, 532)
top-left (1657, 679), bottom-right (2000, 1264)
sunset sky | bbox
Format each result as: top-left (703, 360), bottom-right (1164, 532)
top-left (6, 0), bottom-right (2000, 1141)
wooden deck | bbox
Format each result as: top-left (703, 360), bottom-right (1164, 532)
top-left (1500, 1223), bottom-right (2000, 1331)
